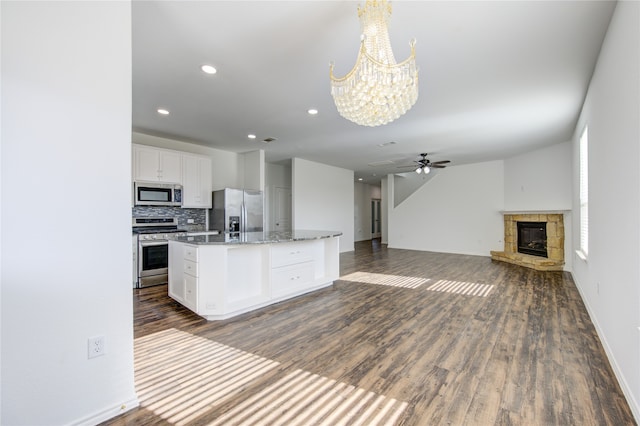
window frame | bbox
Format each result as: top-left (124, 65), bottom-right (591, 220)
top-left (578, 125), bottom-right (589, 258)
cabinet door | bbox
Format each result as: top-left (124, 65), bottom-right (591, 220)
top-left (133, 146), bottom-right (161, 181)
top-left (133, 145), bottom-right (182, 183)
top-left (271, 262), bottom-right (315, 298)
top-left (160, 151), bottom-right (182, 183)
top-left (184, 274), bottom-right (198, 310)
top-left (199, 157), bottom-right (212, 206)
top-left (271, 242), bottom-right (315, 268)
top-left (168, 242), bottom-right (185, 302)
top-left (182, 155), bottom-right (212, 208)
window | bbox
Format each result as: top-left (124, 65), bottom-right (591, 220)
top-left (579, 126), bottom-right (589, 256)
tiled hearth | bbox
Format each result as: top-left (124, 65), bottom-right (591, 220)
top-left (491, 212), bottom-right (565, 271)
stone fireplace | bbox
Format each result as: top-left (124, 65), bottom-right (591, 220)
top-left (491, 212), bottom-right (565, 271)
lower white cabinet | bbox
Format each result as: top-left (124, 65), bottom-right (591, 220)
top-left (271, 261), bottom-right (314, 299)
top-left (184, 274), bottom-right (198, 309)
top-left (168, 236), bottom-right (339, 320)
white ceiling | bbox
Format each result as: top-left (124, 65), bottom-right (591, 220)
top-left (132, 0), bottom-right (616, 183)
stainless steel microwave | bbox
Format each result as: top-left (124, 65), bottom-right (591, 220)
top-left (134, 182), bottom-right (182, 207)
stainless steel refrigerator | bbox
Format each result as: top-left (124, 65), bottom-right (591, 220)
top-left (208, 188), bottom-right (264, 233)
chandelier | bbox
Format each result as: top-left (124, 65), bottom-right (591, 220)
top-left (330, 0), bottom-right (418, 127)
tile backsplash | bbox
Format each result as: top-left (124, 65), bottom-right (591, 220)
top-left (132, 206), bottom-right (207, 231)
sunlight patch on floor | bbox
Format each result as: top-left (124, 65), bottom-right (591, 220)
top-left (135, 328), bottom-right (280, 425)
top-left (134, 328), bottom-right (407, 425)
top-left (208, 369), bottom-right (408, 426)
top-left (340, 271), bottom-right (428, 289)
top-left (426, 279), bottom-right (494, 297)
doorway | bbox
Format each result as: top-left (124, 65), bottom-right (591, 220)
top-left (371, 199), bottom-right (381, 239)
top-left (274, 187), bottom-right (292, 231)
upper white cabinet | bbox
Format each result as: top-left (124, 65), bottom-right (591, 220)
top-left (182, 154), bottom-right (212, 208)
top-left (133, 145), bottom-right (182, 183)
top-left (133, 144), bottom-right (213, 208)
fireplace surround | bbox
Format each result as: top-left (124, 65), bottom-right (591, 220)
top-left (491, 212), bottom-right (564, 271)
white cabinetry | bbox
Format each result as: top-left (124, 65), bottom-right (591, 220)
top-left (132, 144), bottom-right (213, 208)
top-left (182, 154), bottom-right (212, 208)
top-left (270, 242), bottom-right (317, 299)
top-left (168, 236), bottom-right (339, 321)
top-left (168, 243), bottom-right (199, 311)
top-left (133, 145), bottom-right (182, 183)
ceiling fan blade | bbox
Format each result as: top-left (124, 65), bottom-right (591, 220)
top-left (430, 160), bottom-right (451, 165)
top-left (431, 164), bottom-right (447, 168)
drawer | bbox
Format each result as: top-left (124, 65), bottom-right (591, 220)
top-left (184, 259), bottom-right (198, 276)
top-left (271, 242), bottom-right (314, 268)
top-left (271, 261), bottom-right (314, 297)
top-left (184, 274), bottom-right (198, 308)
top-left (184, 245), bottom-right (198, 262)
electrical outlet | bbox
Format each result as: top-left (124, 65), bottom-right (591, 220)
top-left (88, 335), bottom-right (106, 359)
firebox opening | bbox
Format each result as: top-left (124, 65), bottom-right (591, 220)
top-left (517, 221), bottom-right (547, 258)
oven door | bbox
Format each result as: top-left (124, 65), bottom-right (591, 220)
top-left (138, 240), bottom-right (169, 288)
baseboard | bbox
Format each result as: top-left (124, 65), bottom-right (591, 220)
top-left (69, 397), bottom-right (139, 426)
top-left (570, 272), bottom-right (640, 424)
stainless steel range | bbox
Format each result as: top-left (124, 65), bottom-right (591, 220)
top-left (132, 217), bottom-right (187, 288)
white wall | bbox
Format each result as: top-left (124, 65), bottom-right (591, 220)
top-left (1, 2), bottom-right (137, 424)
top-left (393, 172), bottom-right (437, 207)
top-left (292, 158), bottom-right (354, 252)
top-left (354, 182), bottom-right (371, 242)
top-left (504, 141), bottom-right (572, 211)
top-left (381, 176), bottom-right (389, 244)
top-left (571, 1), bottom-right (640, 421)
top-left (265, 162), bottom-right (292, 232)
top-left (504, 141), bottom-right (574, 271)
top-left (132, 132), bottom-right (241, 190)
top-left (389, 161), bottom-right (504, 256)
top-left (240, 150), bottom-right (265, 191)
top-left (353, 182), bottom-right (382, 242)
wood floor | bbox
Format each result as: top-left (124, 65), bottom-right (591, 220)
top-left (104, 240), bottom-right (636, 425)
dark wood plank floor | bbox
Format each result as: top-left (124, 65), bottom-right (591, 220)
top-left (104, 240), bottom-right (636, 425)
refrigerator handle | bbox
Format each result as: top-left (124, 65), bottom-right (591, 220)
top-left (242, 203), bottom-right (247, 232)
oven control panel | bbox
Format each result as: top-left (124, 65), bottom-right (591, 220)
top-left (138, 232), bottom-right (187, 241)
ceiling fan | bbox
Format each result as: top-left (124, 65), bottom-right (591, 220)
top-left (398, 153), bottom-right (451, 174)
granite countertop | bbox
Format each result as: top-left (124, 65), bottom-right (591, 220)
top-left (169, 230), bottom-right (342, 245)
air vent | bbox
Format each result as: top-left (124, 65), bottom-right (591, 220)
top-left (262, 137), bottom-right (277, 143)
top-left (367, 160), bottom-right (394, 167)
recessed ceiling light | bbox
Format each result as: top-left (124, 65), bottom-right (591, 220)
top-left (358, 178), bottom-right (363, 181)
top-left (248, 134), bottom-right (256, 139)
top-left (201, 65), bottom-right (217, 74)
top-left (307, 108), bottom-right (319, 115)
top-left (157, 108), bottom-right (170, 115)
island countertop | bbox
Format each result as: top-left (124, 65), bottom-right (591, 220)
top-left (170, 230), bottom-right (342, 245)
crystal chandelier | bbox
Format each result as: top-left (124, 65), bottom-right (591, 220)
top-left (330, 0), bottom-right (418, 127)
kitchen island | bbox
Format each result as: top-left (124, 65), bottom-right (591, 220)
top-left (168, 230), bottom-right (342, 320)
